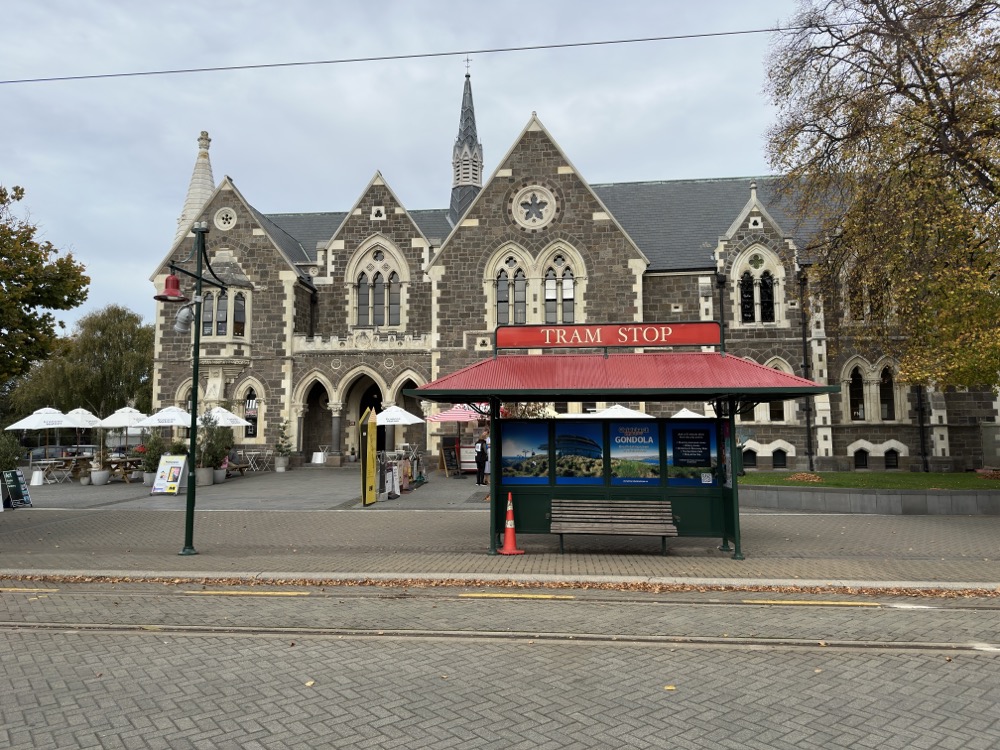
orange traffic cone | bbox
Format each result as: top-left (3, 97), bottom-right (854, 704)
top-left (497, 492), bottom-right (525, 555)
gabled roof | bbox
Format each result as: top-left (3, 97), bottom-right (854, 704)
top-left (262, 177), bottom-right (821, 273)
top-left (591, 176), bottom-right (822, 272)
top-left (411, 352), bottom-right (838, 404)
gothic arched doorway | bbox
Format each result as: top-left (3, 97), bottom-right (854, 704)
top-left (302, 381), bottom-right (330, 455)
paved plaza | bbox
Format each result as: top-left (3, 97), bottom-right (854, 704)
top-left (2, 464), bottom-right (999, 592)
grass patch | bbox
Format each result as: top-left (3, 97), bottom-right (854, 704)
top-left (738, 471), bottom-right (999, 490)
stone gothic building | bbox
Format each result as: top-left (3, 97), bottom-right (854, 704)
top-left (150, 75), bottom-right (999, 472)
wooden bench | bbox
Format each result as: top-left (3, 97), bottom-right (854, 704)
top-left (227, 461), bottom-right (251, 477)
top-left (550, 499), bottom-right (678, 554)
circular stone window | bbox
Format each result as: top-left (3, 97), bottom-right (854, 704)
top-left (511, 185), bottom-right (557, 230)
top-left (214, 207), bottom-right (238, 231)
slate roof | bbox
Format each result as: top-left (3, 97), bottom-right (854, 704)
top-left (591, 176), bottom-right (820, 272)
top-left (262, 211), bottom-right (346, 261)
top-left (262, 177), bottom-right (822, 272)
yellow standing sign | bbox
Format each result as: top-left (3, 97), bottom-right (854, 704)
top-left (361, 407), bottom-right (378, 506)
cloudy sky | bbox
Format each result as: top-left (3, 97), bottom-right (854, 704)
top-left (2, 0), bottom-right (799, 330)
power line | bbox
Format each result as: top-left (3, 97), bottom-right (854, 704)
top-left (0, 27), bottom-right (791, 86)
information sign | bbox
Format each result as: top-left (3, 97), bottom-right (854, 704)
top-left (150, 455), bottom-right (188, 495)
top-left (1, 469), bottom-right (31, 508)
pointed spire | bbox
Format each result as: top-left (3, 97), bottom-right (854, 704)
top-left (174, 131), bottom-right (216, 245)
top-left (449, 73), bottom-right (484, 225)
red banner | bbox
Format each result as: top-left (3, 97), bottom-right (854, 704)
top-left (496, 322), bottom-right (720, 349)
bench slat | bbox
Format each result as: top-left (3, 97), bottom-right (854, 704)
top-left (550, 499), bottom-right (678, 553)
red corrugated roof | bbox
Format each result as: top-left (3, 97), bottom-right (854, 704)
top-left (413, 352), bottom-right (838, 403)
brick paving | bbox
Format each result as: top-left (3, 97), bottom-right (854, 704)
top-left (2, 466), bottom-right (999, 591)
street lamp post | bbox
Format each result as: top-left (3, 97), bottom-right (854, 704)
top-left (154, 221), bottom-right (225, 555)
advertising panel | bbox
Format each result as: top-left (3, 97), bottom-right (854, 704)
top-left (151, 455), bottom-right (187, 495)
top-left (610, 421), bottom-right (661, 486)
top-left (667, 422), bottom-right (717, 486)
top-left (553, 421), bottom-right (604, 485)
top-left (500, 421), bottom-right (549, 484)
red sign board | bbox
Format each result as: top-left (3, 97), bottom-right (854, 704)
top-left (495, 322), bottom-right (721, 349)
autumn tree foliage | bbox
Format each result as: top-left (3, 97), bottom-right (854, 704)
top-left (9, 305), bottom-right (154, 419)
top-left (766, 0), bottom-right (1000, 386)
top-left (0, 185), bottom-right (89, 382)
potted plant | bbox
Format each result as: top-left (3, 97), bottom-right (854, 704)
top-left (141, 432), bottom-right (166, 486)
top-left (274, 420), bottom-right (292, 472)
top-left (196, 410), bottom-right (233, 486)
top-left (89, 432), bottom-right (110, 486)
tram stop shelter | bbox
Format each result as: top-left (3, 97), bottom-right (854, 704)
top-left (408, 322), bottom-right (839, 559)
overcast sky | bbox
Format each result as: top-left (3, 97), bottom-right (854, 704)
top-left (2, 0), bottom-right (799, 330)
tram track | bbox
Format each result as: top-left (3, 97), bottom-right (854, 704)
top-left (0, 618), bottom-right (997, 654)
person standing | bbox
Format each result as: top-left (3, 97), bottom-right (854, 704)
top-left (474, 431), bottom-right (489, 486)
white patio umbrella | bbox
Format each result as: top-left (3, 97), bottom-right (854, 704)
top-left (559, 404), bottom-right (652, 419)
top-left (99, 407), bottom-right (149, 429)
top-left (376, 405), bottom-right (425, 426)
top-left (66, 407), bottom-right (102, 456)
top-left (198, 405), bottom-right (251, 428)
top-left (66, 408), bottom-right (102, 428)
top-left (672, 407), bottom-right (707, 419)
top-left (137, 406), bottom-right (193, 428)
top-left (99, 407), bottom-right (149, 454)
top-left (5, 407), bottom-right (85, 458)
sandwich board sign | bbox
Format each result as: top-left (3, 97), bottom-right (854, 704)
top-left (150, 455), bottom-right (188, 495)
top-left (2, 469), bottom-right (32, 508)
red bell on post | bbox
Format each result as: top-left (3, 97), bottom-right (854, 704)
top-left (154, 273), bottom-right (189, 303)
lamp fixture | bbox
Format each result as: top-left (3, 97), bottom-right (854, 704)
top-left (154, 272), bottom-right (189, 302)
top-left (173, 303), bottom-right (197, 333)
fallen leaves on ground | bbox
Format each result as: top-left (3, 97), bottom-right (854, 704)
top-left (8, 573), bottom-right (1000, 599)
top-left (786, 473), bottom-right (823, 482)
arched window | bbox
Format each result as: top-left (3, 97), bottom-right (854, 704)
top-left (388, 272), bottom-right (400, 326)
top-left (372, 272), bottom-right (385, 326)
top-left (497, 269), bottom-right (510, 326)
top-left (215, 290), bottom-right (228, 336)
top-left (740, 272), bottom-right (755, 323)
top-left (243, 388), bottom-right (258, 438)
top-left (849, 367), bottom-right (865, 420)
top-left (497, 259), bottom-right (527, 325)
top-left (562, 268), bottom-right (575, 324)
top-left (357, 273), bottom-right (370, 326)
top-left (760, 272), bottom-right (775, 323)
top-left (879, 367), bottom-right (895, 420)
top-left (544, 268), bottom-right (558, 323)
top-left (772, 448), bottom-right (787, 469)
top-left (742, 449), bottom-right (757, 468)
top-left (543, 256), bottom-right (576, 324)
top-left (854, 449), bottom-right (869, 469)
top-left (202, 293), bottom-right (214, 336)
top-left (234, 293), bottom-right (246, 337)
top-left (885, 448), bottom-right (899, 469)
top-left (734, 250), bottom-right (784, 326)
top-left (513, 269), bottom-right (527, 324)
top-left (350, 245), bottom-right (406, 329)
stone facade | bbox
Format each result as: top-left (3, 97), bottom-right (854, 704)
top-left (150, 78), bottom-right (998, 471)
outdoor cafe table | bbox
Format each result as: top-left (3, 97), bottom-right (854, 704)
top-left (104, 457), bottom-right (144, 483)
top-left (29, 458), bottom-right (65, 484)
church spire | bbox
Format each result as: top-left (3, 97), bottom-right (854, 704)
top-left (174, 131), bottom-right (216, 245)
top-left (449, 73), bottom-right (483, 225)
